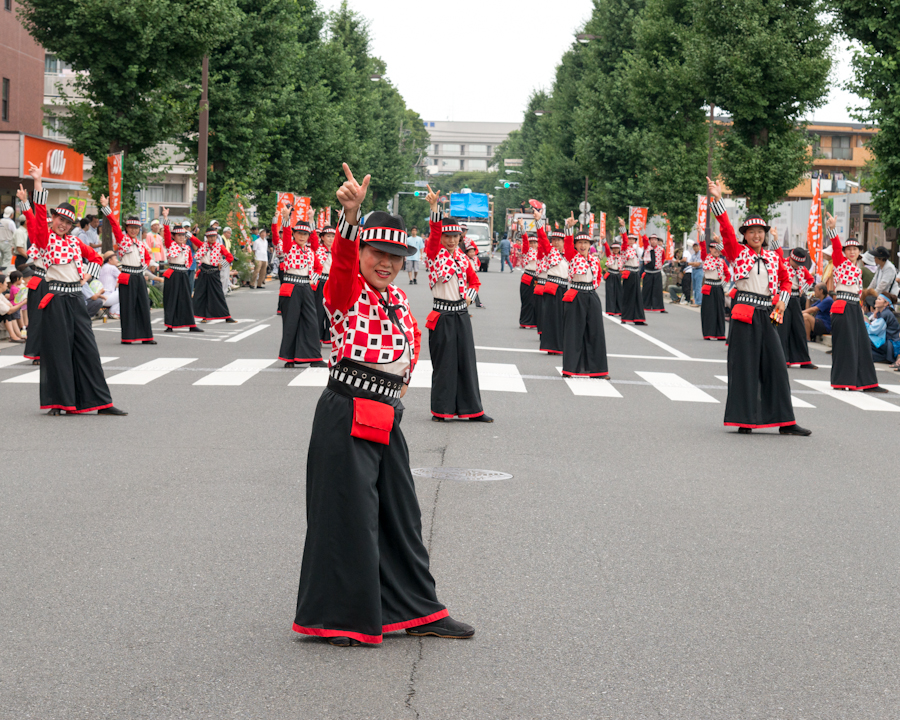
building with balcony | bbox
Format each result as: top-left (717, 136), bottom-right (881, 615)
top-left (422, 121), bottom-right (520, 175)
top-left (787, 121), bottom-right (877, 198)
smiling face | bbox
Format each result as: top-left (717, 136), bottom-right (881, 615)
top-left (126, 225), bottom-right (141, 239)
top-left (551, 237), bottom-right (565, 252)
top-left (575, 239), bottom-right (590, 256)
top-left (50, 214), bottom-right (74, 236)
top-left (743, 227), bottom-right (766, 251)
top-left (844, 246), bottom-right (860, 262)
top-left (875, 296), bottom-right (889, 312)
top-left (360, 245), bottom-right (403, 291)
top-left (441, 232), bottom-right (461, 253)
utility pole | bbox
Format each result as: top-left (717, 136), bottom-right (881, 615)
top-left (197, 55), bottom-right (209, 214)
top-left (705, 102), bottom-right (715, 247)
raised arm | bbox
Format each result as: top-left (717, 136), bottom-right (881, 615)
top-left (706, 177), bottom-right (739, 262)
top-left (425, 186), bottom-right (442, 260)
top-left (325, 163), bottom-right (370, 314)
top-left (563, 212), bottom-right (577, 260)
top-left (99, 197), bottom-right (124, 244)
top-left (309, 230), bottom-right (320, 253)
top-left (17, 185), bottom-right (49, 250)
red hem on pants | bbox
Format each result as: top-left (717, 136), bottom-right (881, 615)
top-left (382, 608), bottom-right (449, 633)
top-left (621, 319), bottom-right (646, 325)
top-left (787, 361), bottom-right (813, 366)
top-left (432, 411), bottom-right (484, 419)
top-left (40, 402), bottom-right (113, 414)
top-left (562, 371), bottom-right (609, 377)
top-left (165, 323), bottom-right (197, 329)
top-left (292, 623), bottom-right (383, 645)
top-left (703, 335), bottom-right (727, 340)
top-left (605, 312), bottom-right (621, 316)
top-left (724, 421), bottom-right (796, 429)
top-left (278, 356), bottom-right (322, 363)
top-left (24, 354), bottom-right (39, 360)
top-left (458, 411), bottom-right (485, 419)
top-left (831, 383), bottom-right (879, 391)
top-left (545, 350), bottom-right (563, 355)
top-left (121, 337), bottom-right (154, 343)
top-left (645, 308), bottom-right (667, 312)
top-left (519, 324), bottom-right (537, 329)
top-left (194, 315), bottom-right (231, 321)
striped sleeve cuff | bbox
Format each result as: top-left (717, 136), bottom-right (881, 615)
top-left (85, 261), bottom-right (101, 279)
top-left (17, 199), bottom-right (31, 212)
top-left (825, 226), bottom-right (837, 241)
top-left (779, 290), bottom-right (791, 307)
top-left (100, 205), bottom-right (112, 217)
top-left (430, 210), bottom-right (442, 224)
top-left (281, 218), bottom-right (291, 228)
top-left (710, 199), bottom-right (727, 217)
top-left (33, 189), bottom-right (48, 206)
top-left (162, 218), bottom-right (169, 227)
top-left (564, 227), bottom-right (574, 236)
top-left (466, 288), bottom-right (478, 302)
top-left (535, 218), bottom-right (545, 230)
top-left (337, 210), bottom-right (359, 241)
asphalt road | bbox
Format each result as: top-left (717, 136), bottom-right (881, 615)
top-left (1, 268), bottom-right (898, 720)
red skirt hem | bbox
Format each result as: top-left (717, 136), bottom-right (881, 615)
top-left (40, 402), bottom-right (114, 414)
top-left (724, 421), bottom-right (796, 429)
top-left (831, 383), bottom-right (879, 391)
top-left (562, 371), bottom-right (609, 377)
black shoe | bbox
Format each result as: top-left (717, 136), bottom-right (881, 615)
top-left (406, 616), bottom-right (475, 639)
top-left (800, 364), bottom-right (818, 369)
top-left (310, 360), bottom-right (327, 368)
top-left (189, 326), bottom-right (204, 332)
top-left (432, 416), bottom-right (446, 422)
top-left (225, 318), bottom-right (238, 323)
top-left (470, 414), bottom-right (494, 423)
top-left (142, 340), bottom-right (157, 345)
top-left (164, 327), bottom-right (173, 333)
top-left (863, 386), bottom-right (889, 393)
top-left (780, 424), bottom-right (812, 436)
top-left (284, 362), bottom-right (295, 369)
top-left (31, 359), bottom-right (40, 366)
top-left (47, 408), bottom-right (63, 416)
top-left (98, 406), bottom-right (128, 416)
top-left (737, 427), bottom-right (752, 434)
top-left (327, 636), bottom-right (361, 647)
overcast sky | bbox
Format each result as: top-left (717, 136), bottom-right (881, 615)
top-left (319, 0), bottom-right (864, 125)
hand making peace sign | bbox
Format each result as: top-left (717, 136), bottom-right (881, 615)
top-left (336, 162), bottom-right (371, 218)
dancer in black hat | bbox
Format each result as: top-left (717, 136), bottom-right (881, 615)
top-left (101, 199), bottom-right (155, 344)
top-left (707, 177), bottom-right (810, 435)
top-left (311, 225), bottom-right (334, 343)
top-left (641, 233), bottom-right (667, 312)
top-left (424, 186), bottom-right (492, 422)
top-left (16, 166), bottom-right (126, 416)
top-left (158, 207), bottom-right (202, 333)
top-left (21, 222), bottom-right (47, 365)
top-left (602, 237), bottom-right (623, 316)
top-left (699, 237), bottom-right (730, 340)
top-left (777, 240), bottom-right (816, 368)
top-left (826, 212), bottom-right (887, 392)
top-left (293, 163), bottom-right (474, 647)
top-left (276, 206), bottom-right (326, 368)
top-left (617, 218), bottom-right (646, 325)
top-left (536, 222), bottom-right (568, 355)
top-left (517, 222), bottom-right (538, 329)
top-left (192, 226), bottom-right (236, 324)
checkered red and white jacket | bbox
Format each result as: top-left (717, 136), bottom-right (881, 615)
top-left (161, 221), bottom-right (193, 266)
top-left (105, 208), bottom-right (151, 268)
top-left (21, 190), bottom-right (101, 279)
top-left (787, 264), bottom-right (814, 292)
top-left (642, 239), bottom-right (665, 270)
top-left (620, 233), bottom-right (642, 266)
top-left (192, 236), bottom-right (233, 267)
top-left (534, 222), bottom-right (568, 278)
top-left (425, 210), bottom-right (481, 297)
top-left (562, 229), bottom-right (602, 288)
top-left (279, 222), bottom-right (323, 276)
top-left (712, 200), bottom-right (791, 304)
top-left (520, 234), bottom-right (538, 270)
top-left (603, 243), bottom-right (624, 271)
top-left (700, 241), bottom-right (731, 281)
top-left (323, 210), bottom-right (421, 384)
top-left (829, 229), bottom-right (863, 291)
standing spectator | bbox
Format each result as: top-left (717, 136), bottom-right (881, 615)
top-left (498, 234), bottom-right (512, 272)
top-left (0, 273), bottom-right (27, 342)
top-left (13, 214), bottom-right (29, 269)
top-left (684, 239), bottom-right (704, 306)
top-left (406, 226), bottom-right (425, 284)
top-left (146, 219), bottom-right (165, 265)
top-left (802, 283), bottom-right (833, 341)
top-left (0, 206), bottom-right (15, 272)
top-left (867, 247), bottom-right (898, 295)
top-left (81, 214), bottom-right (101, 251)
top-left (250, 231), bottom-right (268, 288)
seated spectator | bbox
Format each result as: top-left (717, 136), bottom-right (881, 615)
top-left (7, 269), bottom-right (26, 332)
top-left (81, 278), bottom-right (106, 318)
top-left (802, 283), bottom-right (833, 341)
top-left (0, 273), bottom-right (27, 343)
top-left (98, 251), bottom-right (121, 318)
top-left (868, 247), bottom-right (898, 295)
top-left (866, 293), bottom-right (900, 365)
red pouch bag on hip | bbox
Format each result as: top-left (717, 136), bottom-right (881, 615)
top-left (562, 288), bottom-right (578, 303)
top-left (520, 273), bottom-right (533, 285)
top-left (533, 283), bottom-right (544, 296)
top-left (350, 397), bottom-right (394, 445)
top-left (702, 284), bottom-right (712, 296)
top-left (621, 270), bottom-right (631, 280)
top-left (38, 293), bottom-right (54, 309)
top-left (278, 283), bottom-right (294, 298)
top-left (830, 299), bottom-right (847, 315)
top-left (27, 275), bottom-right (42, 290)
top-left (118, 273), bottom-right (130, 286)
top-left (728, 287), bottom-right (738, 299)
top-left (544, 282), bottom-right (558, 296)
top-left (425, 310), bottom-right (441, 330)
top-left (163, 268), bottom-right (174, 279)
top-left (731, 303), bottom-right (755, 324)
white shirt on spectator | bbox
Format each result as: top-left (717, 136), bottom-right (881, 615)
top-left (252, 237), bottom-right (268, 262)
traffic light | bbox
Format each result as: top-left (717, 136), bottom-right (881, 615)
top-left (503, 182), bottom-right (510, 188)
top-left (414, 191), bottom-right (421, 197)
top-left (503, 181), bottom-right (520, 189)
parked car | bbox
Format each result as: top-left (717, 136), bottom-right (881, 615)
top-left (465, 222), bottom-right (492, 271)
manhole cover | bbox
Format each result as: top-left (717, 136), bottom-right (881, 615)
top-left (411, 467), bottom-right (513, 482)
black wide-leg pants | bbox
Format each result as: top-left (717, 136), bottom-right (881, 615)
top-left (534, 279), bottom-right (544, 335)
top-left (429, 309), bottom-right (484, 418)
top-left (777, 295), bottom-right (812, 365)
top-left (519, 273), bottom-right (536, 328)
top-left (620, 271), bottom-right (646, 324)
top-left (119, 271), bottom-right (153, 342)
top-left (163, 269), bottom-right (197, 329)
top-left (23, 276), bottom-right (48, 360)
top-left (562, 290), bottom-right (608, 377)
top-left (40, 292), bottom-right (113, 413)
top-left (701, 284), bottom-right (727, 340)
top-left (279, 282), bottom-right (321, 363)
top-left (315, 274), bottom-right (330, 343)
top-left (641, 271), bottom-right (665, 311)
top-left (831, 301), bottom-right (879, 390)
top-left (604, 272), bottom-right (622, 315)
top-left (725, 304), bottom-right (795, 429)
top-left (294, 387), bottom-right (446, 644)
top-left (193, 264), bottom-right (231, 320)
top-left (539, 281), bottom-right (566, 354)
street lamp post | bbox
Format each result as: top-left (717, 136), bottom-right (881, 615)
top-left (197, 55), bottom-right (209, 214)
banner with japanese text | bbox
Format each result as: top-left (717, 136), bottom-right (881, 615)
top-left (599, 212), bottom-right (606, 241)
top-left (589, 212), bottom-right (595, 235)
top-left (696, 195), bottom-right (708, 237)
top-left (664, 215), bottom-right (674, 262)
top-left (107, 152), bottom-right (123, 223)
top-left (293, 196), bottom-right (312, 224)
top-left (807, 179), bottom-right (823, 275)
top-left (316, 207), bottom-right (332, 230)
top-left (628, 206), bottom-right (648, 235)
top-left (67, 196), bottom-right (87, 219)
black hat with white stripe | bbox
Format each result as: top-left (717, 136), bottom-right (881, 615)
top-left (738, 214), bottom-right (770, 235)
top-left (292, 220), bottom-right (313, 234)
top-left (441, 218), bottom-right (463, 235)
top-left (359, 211), bottom-right (416, 257)
top-left (51, 202), bottom-right (76, 222)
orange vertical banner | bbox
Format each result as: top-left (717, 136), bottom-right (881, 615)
top-left (293, 196), bottom-right (312, 224)
top-left (664, 214), bottom-right (674, 262)
top-left (807, 180), bottom-right (823, 275)
top-left (696, 196), bottom-right (708, 237)
top-left (599, 212), bottom-right (606, 241)
top-left (276, 192), bottom-right (294, 220)
top-left (107, 152), bottom-right (123, 223)
top-left (235, 196), bottom-right (250, 245)
top-left (628, 207), bottom-right (648, 235)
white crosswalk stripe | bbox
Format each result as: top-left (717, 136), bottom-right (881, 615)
top-left (107, 358), bottom-right (196, 385)
top-left (715, 375), bottom-right (815, 408)
top-left (794, 379), bottom-right (900, 412)
top-left (406, 360), bottom-right (526, 392)
top-left (193, 359), bottom-right (276, 386)
top-left (636, 371), bottom-right (719, 403)
top-left (3, 357), bottom-right (118, 384)
top-left (288, 367), bottom-right (329, 387)
top-left (0, 357), bottom-right (28, 369)
top-left (555, 367), bottom-right (622, 397)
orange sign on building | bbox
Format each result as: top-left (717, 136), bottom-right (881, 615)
top-left (21, 135), bottom-right (84, 183)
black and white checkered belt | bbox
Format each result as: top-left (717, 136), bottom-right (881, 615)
top-left (734, 291), bottom-right (772, 307)
top-left (120, 264), bottom-right (144, 274)
top-left (33, 266), bottom-right (46, 278)
top-left (624, 265), bottom-right (640, 273)
top-left (570, 281), bottom-right (595, 292)
top-left (790, 290), bottom-right (801, 297)
top-left (168, 264), bottom-right (190, 272)
top-left (546, 276), bottom-right (568, 286)
top-left (200, 263), bottom-right (220, 273)
top-left (606, 269), bottom-right (620, 275)
top-left (523, 269), bottom-right (536, 277)
top-left (835, 290), bottom-right (860, 302)
top-left (328, 359), bottom-right (404, 400)
top-left (535, 276), bottom-right (546, 285)
top-left (433, 299), bottom-right (467, 313)
top-left (283, 273), bottom-right (311, 285)
top-left (47, 281), bottom-right (82, 294)
top-left (644, 268), bottom-right (662, 274)
top-left (704, 279), bottom-right (723, 287)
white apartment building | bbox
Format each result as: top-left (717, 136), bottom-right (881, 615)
top-left (422, 121), bottom-right (520, 175)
